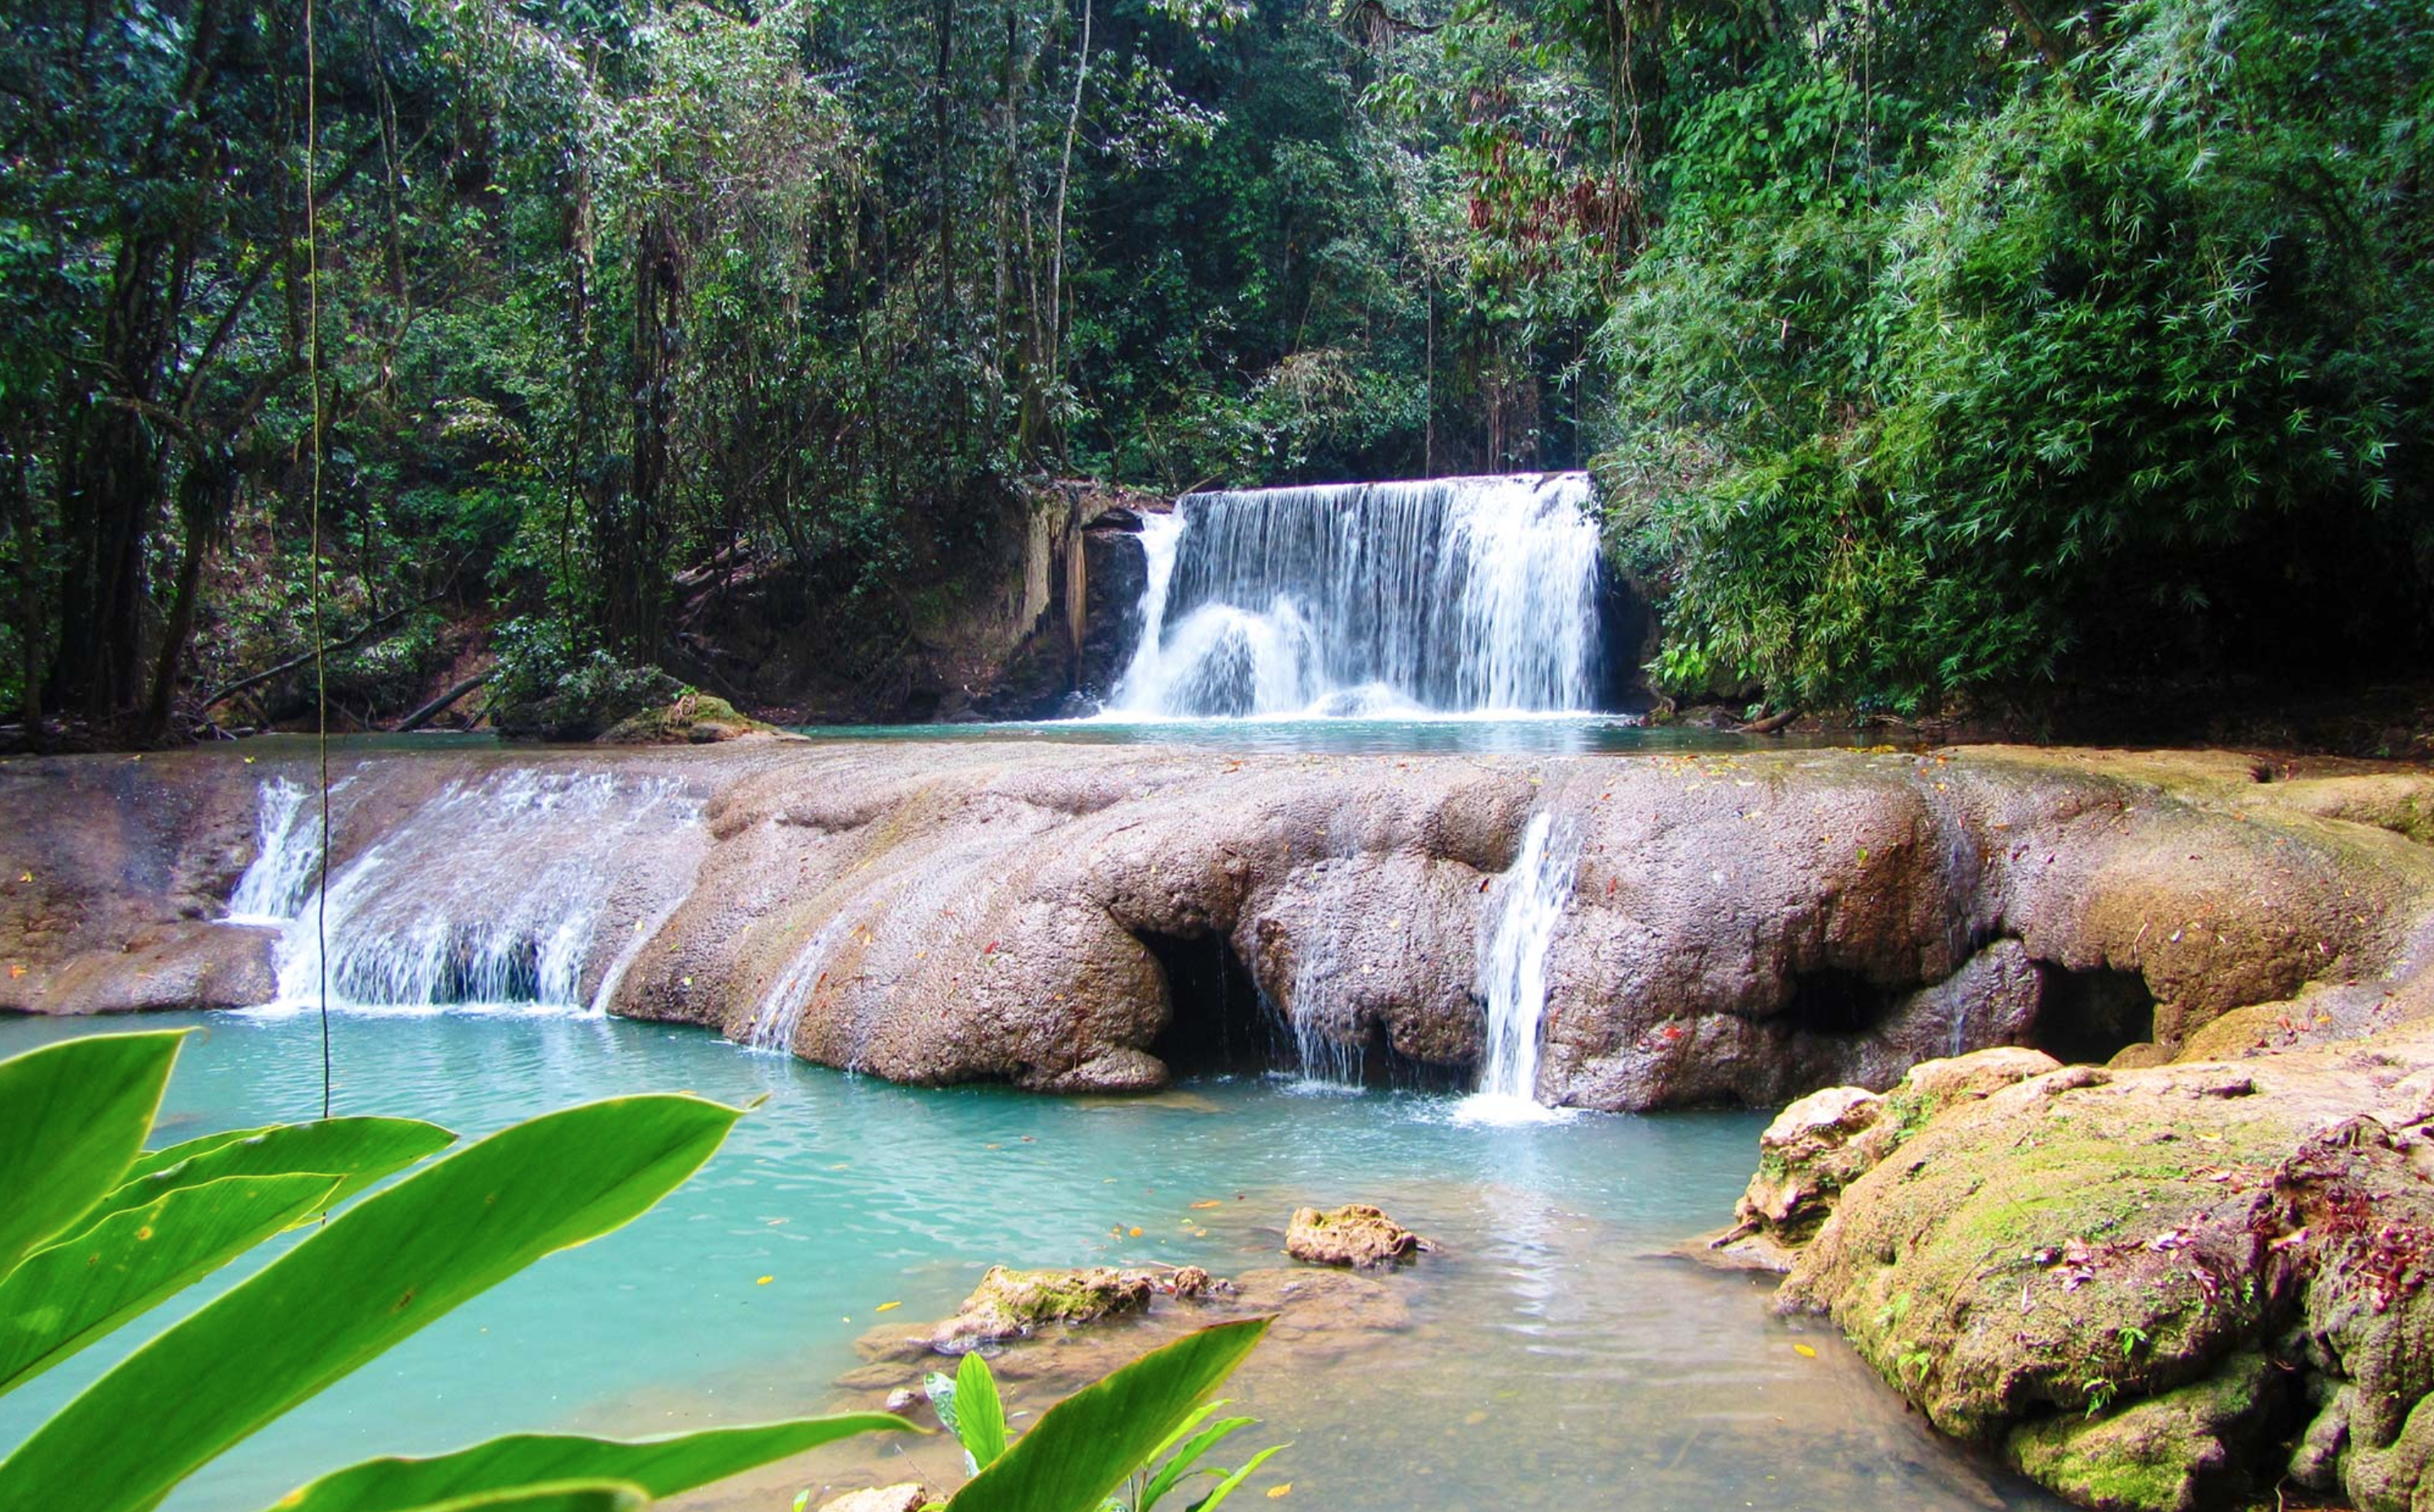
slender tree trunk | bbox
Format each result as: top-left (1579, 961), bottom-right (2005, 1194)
top-left (1044, 0), bottom-right (1092, 458)
top-left (3, 449), bottom-right (40, 737)
top-left (935, 0), bottom-right (957, 318)
top-left (627, 216), bottom-right (681, 657)
top-left (142, 449), bottom-right (231, 740)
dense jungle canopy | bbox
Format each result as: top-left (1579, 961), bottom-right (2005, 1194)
top-left (0, 0), bottom-right (2427, 738)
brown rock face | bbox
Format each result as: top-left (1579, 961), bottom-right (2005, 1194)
top-left (7, 740), bottom-right (2432, 1117)
top-left (1285, 1204), bottom-right (1429, 1267)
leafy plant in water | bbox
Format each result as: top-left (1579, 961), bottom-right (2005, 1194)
top-left (0, 1029), bottom-right (910, 1511)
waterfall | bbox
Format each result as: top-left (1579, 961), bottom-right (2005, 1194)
top-left (743, 911), bottom-right (855, 1055)
top-left (1458, 814), bottom-right (1582, 1123)
top-left (225, 776), bottom-right (327, 924)
top-left (1110, 474), bottom-right (1604, 718)
top-left (249, 768), bottom-right (703, 1014)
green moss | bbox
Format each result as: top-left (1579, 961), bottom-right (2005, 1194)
top-left (2006, 1357), bottom-right (2277, 1512)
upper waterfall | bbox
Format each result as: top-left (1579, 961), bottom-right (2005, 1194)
top-left (1109, 473), bottom-right (1606, 718)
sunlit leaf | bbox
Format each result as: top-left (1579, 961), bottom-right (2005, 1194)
top-left (0, 1095), bottom-right (745, 1512)
top-left (269, 1414), bottom-right (914, 1512)
top-left (0, 1031), bottom-right (185, 1272)
top-left (946, 1319), bottom-right (1271, 1512)
top-left (0, 1173), bottom-right (340, 1396)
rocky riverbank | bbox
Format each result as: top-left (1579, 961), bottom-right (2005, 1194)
top-left (1710, 1025), bottom-right (2434, 1512)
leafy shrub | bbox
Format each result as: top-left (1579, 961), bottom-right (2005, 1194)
top-left (1600, 0), bottom-right (2434, 711)
top-left (488, 616), bottom-right (681, 742)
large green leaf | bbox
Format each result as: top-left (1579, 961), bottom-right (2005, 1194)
top-left (0, 1094), bottom-right (746, 1512)
top-left (0, 1030), bottom-right (185, 1272)
top-left (398, 1479), bottom-right (648, 1512)
top-left (121, 1125), bottom-right (281, 1185)
top-left (266, 1414), bottom-right (916, 1512)
top-left (952, 1350), bottom-right (1008, 1471)
top-left (86, 1117), bottom-right (456, 1226)
top-left (945, 1320), bottom-right (1272, 1512)
top-left (0, 1172), bottom-right (342, 1396)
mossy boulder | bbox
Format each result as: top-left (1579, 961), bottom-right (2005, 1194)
top-left (1731, 1019), bottom-right (2434, 1512)
top-left (1285, 1204), bottom-right (1429, 1267)
top-left (599, 690), bottom-right (786, 745)
top-left (928, 1265), bottom-right (1159, 1353)
top-left (490, 651), bottom-right (681, 742)
top-left (2007, 1353), bottom-right (2287, 1512)
top-left (1714, 1048), bottom-right (2060, 1265)
top-left (1735, 1086), bottom-right (1894, 1238)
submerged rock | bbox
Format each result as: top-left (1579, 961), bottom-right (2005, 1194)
top-left (1285, 1203), bottom-right (1430, 1267)
top-left (929, 1265), bottom-right (1164, 1353)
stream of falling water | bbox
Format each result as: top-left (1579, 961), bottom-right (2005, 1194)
top-left (1111, 474), bottom-right (1605, 717)
top-left (1458, 812), bottom-right (1582, 1124)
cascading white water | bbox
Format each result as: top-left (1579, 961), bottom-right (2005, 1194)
top-left (1458, 813), bottom-right (1582, 1123)
top-left (1110, 474), bottom-right (1604, 719)
top-left (225, 776), bottom-right (329, 924)
top-left (743, 911), bottom-right (856, 1054)
top-left (244, 768), bottom-right (703, 1014)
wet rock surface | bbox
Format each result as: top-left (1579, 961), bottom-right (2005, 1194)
top-left (1285, 1203), bottom-right (1431, 1267)
top-left (7, 740), bottom-right (2434, 1118)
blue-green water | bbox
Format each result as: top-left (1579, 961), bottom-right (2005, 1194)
top-left (0, 1012), bottom-right (2048, 1511)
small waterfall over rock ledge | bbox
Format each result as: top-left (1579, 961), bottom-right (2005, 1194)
top-left (1111, 473), bottom-right (1608, 718)
top-left (229, 766), bottom-right (706, 1014)
top-left (1458, 813), bottom-right (1582, 1123)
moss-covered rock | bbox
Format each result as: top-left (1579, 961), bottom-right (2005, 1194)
top-left (599, 690), bottom-right (786, 745)
top-left (928, 1265), bottom-right (1159, 1353)
top-left (1712, 1047), bottom-right (2060, 1267)
top-left (1727, 1017), bottom-right (2434, 1512)
top-left (2007, 1353), bottom-right (2286, 1512)
top-left (1285, 1204), bottom-right (1430, 1267)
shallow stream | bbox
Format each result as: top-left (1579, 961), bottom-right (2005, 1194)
top-left (0, 1010), bottom-right (2056, 1512)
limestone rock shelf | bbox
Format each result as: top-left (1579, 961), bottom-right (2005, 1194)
top-left (6, 740), bottom-right (2431, 1114)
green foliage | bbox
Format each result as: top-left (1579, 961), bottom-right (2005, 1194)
top-left (935, 1318), bottom-right (1278, 1512)
top-left (487, 617), bottom-right (682, 742)
top-left (0, 1030), bottom-right (908, 1512)
top-left (0, 1029), bottom-right (183, 1270)
top-left (1600, 0), bottom-right (2434, 709)
top-left (274, 1418), bottom-right (913, 1512)
top-left (7, 0), bottom-right (2427, 729)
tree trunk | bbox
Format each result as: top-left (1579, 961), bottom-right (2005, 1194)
top-left (624, 216), bottom-right (681, 658)
top-left (142, 448), bottom-right (233, 740)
